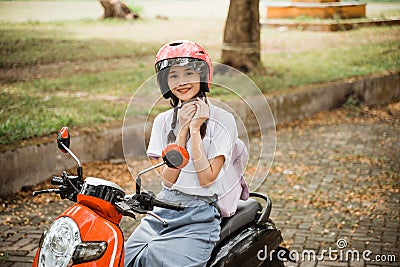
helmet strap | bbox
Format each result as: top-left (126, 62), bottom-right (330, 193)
top-left (167, 106), bottom-right (179, 143)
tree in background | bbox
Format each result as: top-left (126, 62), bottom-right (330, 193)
top-left (222, 0), bottom-right (261, 72)
top-left (99, 0), bottom-right (139, 19)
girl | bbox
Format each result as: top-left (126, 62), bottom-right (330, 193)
top-left (124, 40), bottom-right (240, 267)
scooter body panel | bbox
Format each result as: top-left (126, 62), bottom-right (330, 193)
top-left (32, 202), bottom-right (124, 267)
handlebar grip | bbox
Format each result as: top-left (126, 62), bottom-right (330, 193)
top-left (51, 176), bottom-right (64, 185)
top-left (152, 198), bottom-right (185, 211)
top-left (33, 188), bottom-right (60, 196)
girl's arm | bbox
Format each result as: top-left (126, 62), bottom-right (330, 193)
top-left (157, 103), bottom-right (196, 187)
top-left (191, 129), bottom-right (225, 186)
top-left (157, 130), bottom-right (189, 187)
top-left (190, 99), bottom-right (225, 187)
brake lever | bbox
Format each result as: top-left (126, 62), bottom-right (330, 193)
top-left (62, 171), bottom-right (80, 193)
top-left (131, 191), bottom-right (155, 211)
top-left (115, 201), bottom-right (137, 219)
top-left (117, 195), bottom-right (169, 227)
top-left (125, 197), bottom-right (150, 214)
top-left (147, 211), bottom-right (168, 228)
top-left (33, 188), bottom-right (61, 196)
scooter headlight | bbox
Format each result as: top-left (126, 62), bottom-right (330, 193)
top-left (38, 217), bottom-right (81, 267)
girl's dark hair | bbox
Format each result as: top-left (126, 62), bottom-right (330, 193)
top-left (157, 68), bottom-right (209, 143)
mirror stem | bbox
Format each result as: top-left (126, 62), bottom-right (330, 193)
top-left (77, 166), bottom-right (83, 181)
top-left (136, 176), bottom-right (141, 195)
top-left (60, 143), bottom-right (81, 167)
top-left (136, 161), bottom-right (165, 194)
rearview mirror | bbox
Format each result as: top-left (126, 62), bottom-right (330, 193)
top-left (57, 127), bottom-right (70, 153)
top-left (162, 144), bottom-right (189, 169)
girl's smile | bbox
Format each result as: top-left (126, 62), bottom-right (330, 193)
top-left (175, 85), bottom-right (192, 94)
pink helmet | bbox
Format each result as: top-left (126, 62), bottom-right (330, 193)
top-left (155, 40), bottom-right (213, 98)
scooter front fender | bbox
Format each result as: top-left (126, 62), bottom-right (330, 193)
top-left (32, 203), bottom-right (124, 266)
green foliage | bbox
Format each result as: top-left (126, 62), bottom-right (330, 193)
top-left (0, 23), bottom-right (158, 68)
top-left (343, 96), bottom-right (362, 117)
top-left (254, 32), bottom-right (400, 93)
top-left (0, 91), bottom-right (126, 144)
top-left (126, 0), bottom-right (143, 15)
top-left (0, 21), bottom-right (158, 145)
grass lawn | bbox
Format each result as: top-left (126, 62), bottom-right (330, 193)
top-left (0, 1), bottom-right (399, 146)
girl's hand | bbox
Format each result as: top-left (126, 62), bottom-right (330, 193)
top-left (178, 102), bottom-right (196, 133)
top-left (190, 98), bottom-right (209, 131)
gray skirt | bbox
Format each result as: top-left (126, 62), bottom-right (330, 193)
top-left (124, 189), bottom-right (221, 267)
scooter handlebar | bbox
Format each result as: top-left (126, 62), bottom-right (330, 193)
top-left (151, 198), bottom-right (185, 211)
top-left (33, 188), bottom-right (61, 196)
top-left (51, 176), bottom-right (64, 185)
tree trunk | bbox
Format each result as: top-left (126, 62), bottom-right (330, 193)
top-left (99, 0), bottom-right (139, 19)
top-left (221, 0), bottom-right (261, 72)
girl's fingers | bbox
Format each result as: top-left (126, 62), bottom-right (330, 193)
top-left (180, 104), bottom-right (193, 112)
top-left (180, 104), bottom-right (196, 115)
top-left (193, 101), bottom-right (209, 119)
top-left (181, 104), bottom-right (196, 116)
top-left (198, 100), bottom-right (209, 115)
top-left (179, 104), bottom-right (197, 129)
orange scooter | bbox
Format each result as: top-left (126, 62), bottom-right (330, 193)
top-left (32, 127), bottom-right (188, 266)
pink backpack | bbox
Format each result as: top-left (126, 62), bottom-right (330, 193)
top-left (217, 138), bottom-right (250, 217)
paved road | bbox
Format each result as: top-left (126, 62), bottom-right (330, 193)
top-left (1, 104), bottom-right (399, 266)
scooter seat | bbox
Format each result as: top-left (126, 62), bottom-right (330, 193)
top-left (218, 198), bottom-right (262, 243)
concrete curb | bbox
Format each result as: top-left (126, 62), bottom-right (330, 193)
top-left (1, 71), bottom-right (399, 197)
top-left (268, 70), bottom-right (400, 125)
top-left (262, 19), bottom-right (400, 32)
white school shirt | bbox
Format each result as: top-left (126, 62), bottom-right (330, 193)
top-left (147, 103), bottom-right (238, 197)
